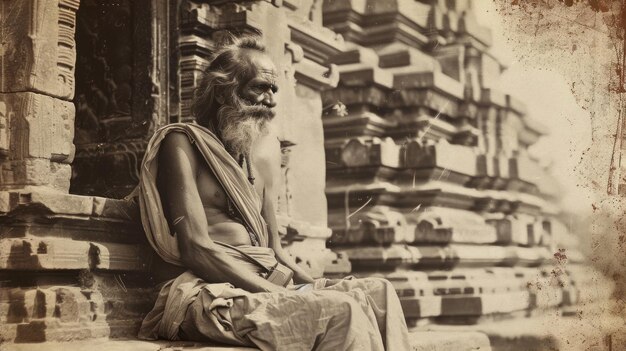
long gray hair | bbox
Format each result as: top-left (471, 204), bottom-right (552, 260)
top-left (191, 34), bottom-right (267, 133)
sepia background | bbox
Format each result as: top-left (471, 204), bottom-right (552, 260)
top-left (0, 0), bottom-right (624, 350)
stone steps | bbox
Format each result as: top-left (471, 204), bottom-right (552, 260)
top-left (0, 331), bottom-right (491, 351)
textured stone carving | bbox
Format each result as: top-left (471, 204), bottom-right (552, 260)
top-left (0, 286), bottom-right (109, 342)
top-left (0, 0), bottom-right (80, 99)
top-left (71, 0), bottom-right (171, 197)
top-left (0, 95), bottom-right (74, 191)
top-left (74, 0), bottom-right (133, 143)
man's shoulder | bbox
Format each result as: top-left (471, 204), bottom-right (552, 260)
top-left (157, 127), bottom-right (200, 169)
top-left (153, 123), bottom-right (211, 151)
top-left (155, 122), bottom-right (217, 139)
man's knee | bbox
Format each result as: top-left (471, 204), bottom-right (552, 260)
top-left (311, 291), bottom-right (364, 318)
top-left (346, 276), bottom-right (393, 294)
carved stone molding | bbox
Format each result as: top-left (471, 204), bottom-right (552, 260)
top-left (0, 0), bottom-right (80, 99)
top-left (71, 0), bottom-right (172, 197)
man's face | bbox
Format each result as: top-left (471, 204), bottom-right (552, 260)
top-left (238, 51), bottom-right (278, 118)
top-left (216, 50), bottom-right (279, 155)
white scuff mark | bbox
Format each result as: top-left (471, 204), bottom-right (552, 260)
top-left (418, 102), bottom-right (449, 143)
top-left (436, 168), bottom-right (450, 181)
top-left (115, 274), bottom-right (128, 293)
top-left (173, 216), bottom-right (185, 225)
top-left (411, 204), bottom-right (422, 213)
top-left (347, 197), bottom-right (373, 219)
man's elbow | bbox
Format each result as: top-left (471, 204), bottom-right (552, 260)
top-left (178, 237), bottom-right (214, 271)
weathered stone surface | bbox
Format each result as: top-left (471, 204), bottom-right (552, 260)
top-left (0, 159), bottom-right (71, 192)
top-left (0, 286), bottom-right (110, 343)
top-left (409, 207), bottom-right (497, 244)
top-left (375, 271), bottom-right (442, 320)
top-left (0, 190), bottom-right (138, 219)
top-left (71, 0), bottom-right (171, 198)
top-left (322, 0), bottom-right (431, 47)
top-left (0, 0), bottom-right (79, 99)
top-left (0, 92), bottom-right (74, 191)
top-left (277, 214), bottom-right (333, 277)
top-left (410, 331), bottom-right (491, 351)
top-left (0, 331), bottom-right (494, 351)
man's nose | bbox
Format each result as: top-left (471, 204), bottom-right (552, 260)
top-left (262, 91), bottom-right (276, 108)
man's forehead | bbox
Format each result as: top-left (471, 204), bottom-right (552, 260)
top-left (241, 50), bottom-right (278, 79)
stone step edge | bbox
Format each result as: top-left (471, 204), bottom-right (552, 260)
top-left (0, 331), bottom-right (491, 351)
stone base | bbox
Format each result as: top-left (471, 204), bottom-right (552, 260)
top-left (415, 311), bottom-right (626, 351)
top-left (0, 331), bottom-right (492, 351)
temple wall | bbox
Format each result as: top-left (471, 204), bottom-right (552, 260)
top-left (318, 0), bottom-right (615, 345)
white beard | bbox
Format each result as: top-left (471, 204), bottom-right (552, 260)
top-left (219, 112), bottom-right (270, 155)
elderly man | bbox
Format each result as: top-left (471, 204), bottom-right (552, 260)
top-left (135, 35), bottom-right (410, 350)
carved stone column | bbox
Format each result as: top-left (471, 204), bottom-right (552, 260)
top-left (0, 0), bottom-right (79, 192)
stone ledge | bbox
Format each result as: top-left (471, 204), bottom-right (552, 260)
top-left (414, 312), bottom-right (625, 351)
top-left (0, 331), bottom-right (492, 351)
top-left (410, 331), bottom-right (491, 351)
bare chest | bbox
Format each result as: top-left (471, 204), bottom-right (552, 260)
top-left (195, 162), bottom-right (265, 212)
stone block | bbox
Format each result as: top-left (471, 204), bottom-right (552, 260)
top-left (0, 238), bottom-right (90, 270)
top-left (275, 214), bottom-right (332, 278)
top-left (407, 206), bottom-right (497, 244)
top-left (406, 245), bottom-right (455, 268)
top-left (0, 237), bottom-right (149, 272)
top-left (392, 71), bottom-right (464, 100)
top-left (0, 159), bottom-right (71, 192)
top-left (0, 286), bottom-right (110, 343)
top-left (329, 206), bottom-right (412, 245)
top-left (434, 279), bottom-right (529, 317)
top-left (472, 154), bottom-right (510, 190)
top-left (503, 247), bottom-right (551, 267)
top-left (322, 0), bottom-right (430, 47)
top-left (0, 191), bottom-right (142, 224)
top-left (378, 271), bottom-right (442, 319)
top-left (321, 250), bottom-right (352, 277)
top-left (508, 155), bottom-right (542, 192)
top-left (448, 244), bottom-right (509, 267)
top-left (379, 44), bottom-right (440, 70)
top-left (337, 64), bottom-right (394, 88)
top-left (329, 46), bottom-right (379, 66)
top-left (404, 139), bottom-right (477, 178)
top-left (488, 213), bottom-right (539, 245)
top-left (0, 0), bottom-right (79, 99)
top-left (409, 331), bottom-right (492, 351)
top-left (0, 92), bottom-right (74, 190)
top-left (322, 85), bottom-right (391, 111)
top-left (322, 113), bottom-right (391, 141)
top-left (89, 242), bottom-right (150, 271)
top-left (338, 245), bottom-right (413, 270)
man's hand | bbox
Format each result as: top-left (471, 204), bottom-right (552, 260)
top-left (260, 185), bottom-right (315, 285)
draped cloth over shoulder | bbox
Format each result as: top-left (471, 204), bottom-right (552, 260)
top-left (136, 123), bottom-right (268, 265)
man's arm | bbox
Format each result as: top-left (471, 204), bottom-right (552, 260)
top-left (157, 132), bottom-right (287, 293)
top-left (261, 186), bottom-right (315, 284)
